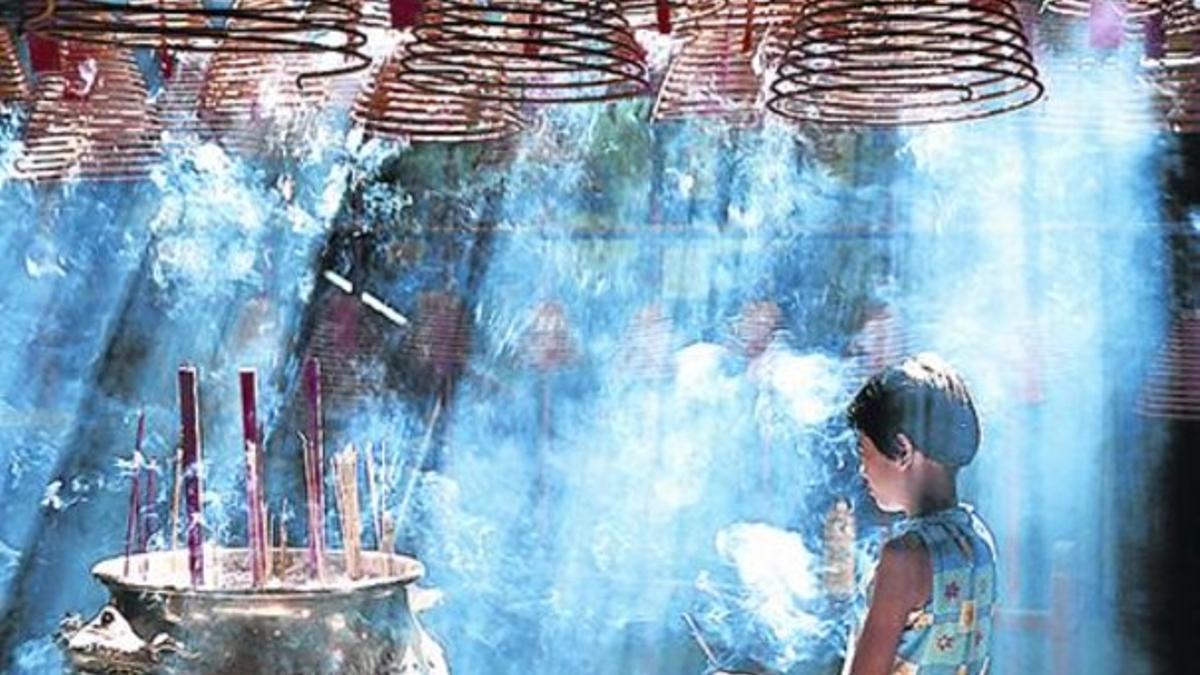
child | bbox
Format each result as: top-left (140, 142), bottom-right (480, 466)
top-left (843, 354), bottom-right (996, 675)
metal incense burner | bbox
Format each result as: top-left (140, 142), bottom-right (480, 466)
top-left (57, 548), bottom-right (449, 675)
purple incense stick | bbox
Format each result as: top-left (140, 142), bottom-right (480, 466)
top-left (304, 357), bottom-right (326, 578)
top-left (240, 369), bottom-right (266, 586)
top-left (178, 367), bottom-right (204, 587)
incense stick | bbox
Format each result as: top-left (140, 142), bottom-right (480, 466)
top-left (240, 369), bottom-right (268, 588)
top-left (169, 442), bottom-right (183, 552)
top-left (303, 358), bottom-right (327, 580)
top-left (365, 441), bottom-right (383, 549)
top-left (139, 460), bottom-right (156, 580)
top-left (333, 445), bottom-right (363, 580)
top-left (122, 413), bottom-right (145, 578)
top-left (681, 613), bottom-right (719, 668)
top-left (395, 395), bottom-right (443, 528)
top-left (178, 366), bottom-right (204, 587)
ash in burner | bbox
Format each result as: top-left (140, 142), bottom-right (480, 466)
top-left (95, 548), bottom-right (422, 593)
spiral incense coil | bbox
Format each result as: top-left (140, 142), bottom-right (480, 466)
top-left (155, 53), bottom-right (211, 140)
top-left (1137, 310), bottom-right (1200, 421)
top-left (848, 304), bottom-right (914, 381)
top-left (24, 0), bottom-right (370, 81)
top-left (525, 301), bottom-right (576, 372)
top-left (406, 292), bottom-right (472, 379)
top-left (1040, 0), bottom-right (1159, 32)
top-left (620, 304), bottom-right (676, 382)
top-left (1, 29), bottom-right (28, 106)
top-left (1025, 57), bottom-right (1159, 135)
top-left (402, 0), bottom-right (649, 104)
top-left (197, 49), bottom-right (329, 154)
top-left (353, 38), bottom-right (525, 142)
top-left (619, 0), bottom-right (728, 32)
top-left (767, 0), bottom-right (1043, 126)
top-left (651, 1), bottom-right (770, 125)
top-left (196, 3), bottom-right (336, 154)
top-left (1149, 0), bottom-right (1200, 132)
top-left (16, 44), bottom-right (163, 182)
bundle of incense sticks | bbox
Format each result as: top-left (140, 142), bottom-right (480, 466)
top-left (178, 366), bottom-right (205, 587)
top-left (333, 445), bottom-right (363, 580)
top-left (303, 356), bottom-right (327, 580)
top-left (240, 369), bottom-right (269, 587)
top-left (123, 411), bottom-right (147, 578)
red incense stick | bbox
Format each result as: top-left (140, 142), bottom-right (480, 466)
top-left (178, 367), bottom-right (204, 587)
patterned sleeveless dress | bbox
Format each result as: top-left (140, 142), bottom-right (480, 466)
top-left (861, 503), bottom-right (998, 675)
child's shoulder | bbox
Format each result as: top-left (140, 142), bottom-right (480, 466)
top-left (886, 530), bottom-right (928, 554)
top-left (872, 533), bottom-right (933, 610)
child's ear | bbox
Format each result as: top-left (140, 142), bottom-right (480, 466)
top-left (894, 432), bottom-right (916, 469)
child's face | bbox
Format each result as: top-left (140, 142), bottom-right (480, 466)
top-left (858, 432), bottom-right (908, 513)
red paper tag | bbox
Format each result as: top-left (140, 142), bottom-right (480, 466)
top-left (389, 0), bottom-right (422, 29)
top-left (159, 44), bottom-right (176, 80)
top-left (1088, 0), bottom-right (1125, 50)
top-left (26, 33), bottom-right (61, 74)
top-left (656, 0), bottom-right (672, 34)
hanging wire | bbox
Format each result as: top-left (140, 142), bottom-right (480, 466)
top-left (767, 0), bottom-right (1044, 126)
top-left (402, 0), bottom-right (649, 104)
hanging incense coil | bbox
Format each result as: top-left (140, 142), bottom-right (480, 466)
top-left (620, 304), bottom-right (676, 382)
top-left (196, 3), bottom-right (337, 154)
top-left (406, 291), bottom-right (472, 380)
top-left (155, 53), bottom-right (211, 140)
top-left (353, 37), bottom-right (525, 142)
top-left (1026, 55), bottom-right (1160, 134)
top-left (1019, 11), bottom-right (1160, 135)
top-left (1137, 310), bottom-right (1200, 421)
top-left (0, 29), bottom-right (27, 106)
top-left (197, 50), bottom-right (328, 154)
top-left (524, 300), bottom-right (576, 372)
top-left (847, 304), bottom-right (914, 382)
top-left (22, 0), bottom-right (369, 80)
top-left (402, 0), bottom-right (650, 104)
top-left (1148, 0), bottom-right (1200, 133)
top-left (16, 43), bottom-right (163, 182)
top-left (651, 1), bottom-right (771, 125)
top-left (620, 0), bottom-right (728, 32)
top-left (1040, 0), bottom-right (1159, 32)
top-left (768, 0), bottom-right (1044, 126)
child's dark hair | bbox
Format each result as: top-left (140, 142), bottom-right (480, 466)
top-left (847, 353), bottom-right (981, 469)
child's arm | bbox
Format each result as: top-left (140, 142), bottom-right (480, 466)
top-left (846, 537), bottom-right (931, 675)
